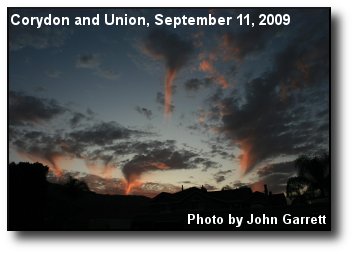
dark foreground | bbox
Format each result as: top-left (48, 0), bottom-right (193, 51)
top-left (8, 162), bottom-right (330, 231)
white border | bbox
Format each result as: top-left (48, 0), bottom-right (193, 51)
top-left (2, 1), bottom-right (353, 253)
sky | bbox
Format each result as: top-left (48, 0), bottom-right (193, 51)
top-left (8, 8), bottom-right (329, 197)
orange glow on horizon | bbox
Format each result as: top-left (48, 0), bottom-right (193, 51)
top-left (125, 180), bottom-right (142, 195)
top-left (124, 161), bottom-right (169, 195)
top-left (250, 180), bottom-right (264, 192)
top-left (86, 161), bottom-right (116, 179)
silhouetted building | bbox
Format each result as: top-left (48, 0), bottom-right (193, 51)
top-left (264, 184), bottom-right (269, 196)
top-left (150, 186), bottom-right (286, 214)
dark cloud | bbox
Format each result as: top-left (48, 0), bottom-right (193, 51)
top-left (144, 28), bottom-right (194, 116)
top-left (122, 151), bottom-right (191, 183)
top-left (108, 140), bottom-right (176, 156)
top-left (215, 175), bottom-right (225, 183)
top-left (184, 78), bottom-right (213, 92)
top-left (200, 12), bottom-right (329, 174)
top-left (9, 91), bottom-right (98, 143)
top-left (10, 130), bottom-right (76, 176)
top-left (208, 143), bottom-right (235, 160)
top-left (69, 121), bottom-right (148, 146)
top-left (76, 53), bottom-right (119, 80)
top-left (203, 184), bottom-right (218, 191)
top-left (121, 140), bottom-right (217, 186)
top-left (86, 108), bottom-right (95, 116)
top-left (143, 28), bottom-right (194, 71)
top-left (76, 53), bottom-right (101, 69)
top-left (155, 92), bottom-right (164, 105)
top-left (179, 180), bottom-right (192, 184)
top-left (192, 157), bottom-right (220, 170)
top-left (256, 161), bottom-right (297, 193)
top-left (10, 113), bottom-right (213, 189)
top-left (12, 124), bottom-right (139, 162)
top-left (135, 106), bottom-right (152, 120)
top-left (155, 92), bottom-right (175, 112)
top-left (69, 112), bottom-right (91, 127)
top-left (222, 26), bottom-right (278, 61)
top-left (213, 170), bottom-right (232, 183)
top-left (9, 91), bottom-right (66, 126)
top-left (216, 76), bottom-right (327, 173)
top-left (9, 106), bottom-right (154, 176)
top-left (220, 9), bottom-right (295, 61)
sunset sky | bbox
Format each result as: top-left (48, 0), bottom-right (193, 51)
top-left (8, 8), bottom-right (329, 197)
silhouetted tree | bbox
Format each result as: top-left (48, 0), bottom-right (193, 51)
top-left (64, 176), bottom-right (90, 197)
top-left (286, 176), bottom-right (311, 198)
top-left (294, 153), bottom-right (329, 197)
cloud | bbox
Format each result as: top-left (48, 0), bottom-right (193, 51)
top-left (144, 28), bottom-right (194, 75)
top-left (179, 180), bottom-right (192, 184)
top-left (203, 184), bottom-right (218, 191)
top-left (135, 106), bottom-right (152, 120)
top-left (121, 140), bottom-right (217, 193)
top-left (199, 12), bottom-right (329, 174)
top-left (208, 143), bottom-right (235, 160)
top-left (10, 121), bottom-right (149, 177)
top-left (9, 93), bottom-right (153, 177)
top-left (198, 53), bottom-right (229, 89)
top-left (192, 157), bottom-right (220, 170)
top-left (49, 172), bottom-right (126, 195)
top-left (75, 53), bottom-right (119, 80)
top-left (256, 161), bottom-right (297, 193)
top-left (156, 92), bottom-right (174, 112)
top-left (73, 173), bottom-right (181, 198)
top-left (9, 90), bottom-right (97, 130)
top-left (69, 112), bottom-right (90, 127)
top-left (107, 140), bottom-right (175, 156)
top-left (214, 75), bottom-right (328, 174)
top-left (220, 9), bottom-right (290, 61)
top-left (213, 170), bottom-right (232, 183)
top-left (10, 98), bottom-right (216, 190)
top-left (11, 130), bottom-right (73, 176)
top-left (221, 26), bottom-right (277, 61)
top-left (49, 171), bottom-right (169, 196)
top-left (68, 121), bottom-right (148, 146)
top-left (76, 53), bottom-right (101, 69)
top-left (9, 91), bottom-right (66, 126)
top-left (184, 78), bottom-right (213, 92)
top-left (143, 28), bottom-right (194, 117)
